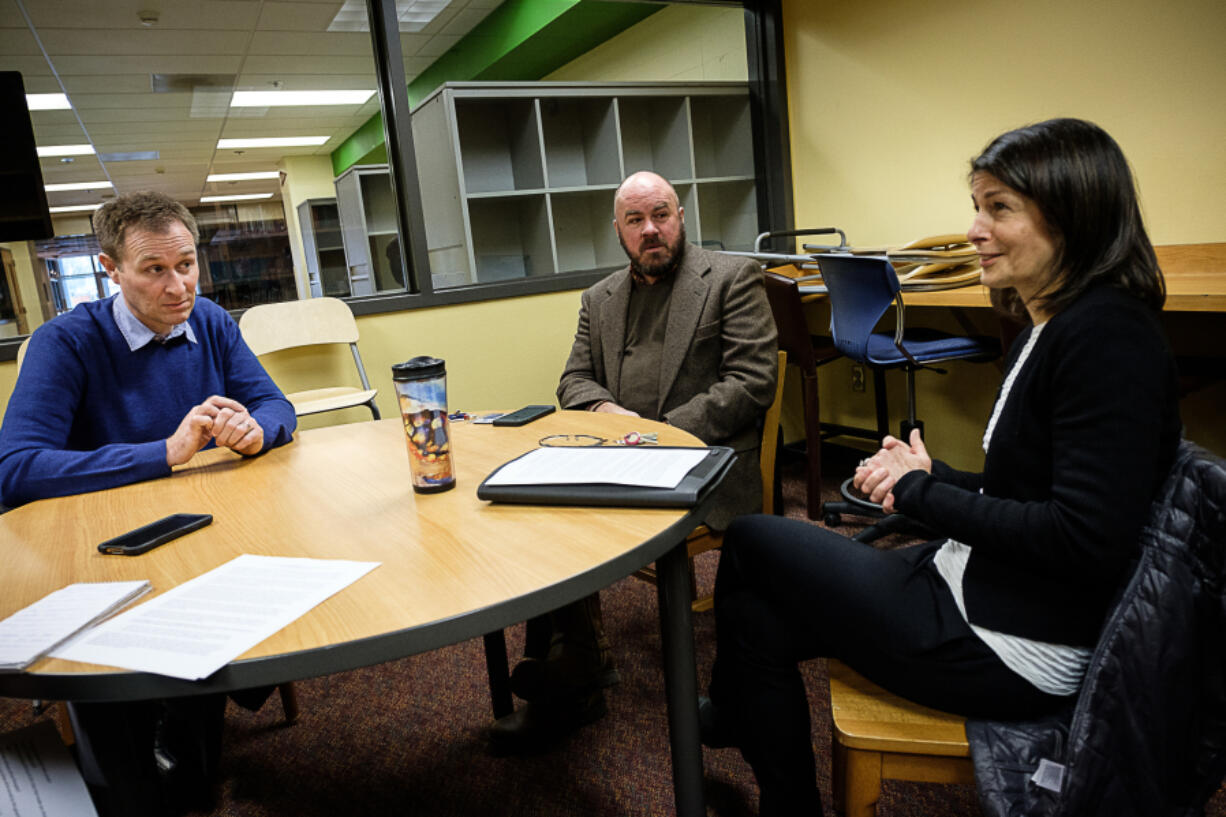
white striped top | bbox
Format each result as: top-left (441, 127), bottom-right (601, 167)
top-left (933, 322), bottom-right (1092, 696)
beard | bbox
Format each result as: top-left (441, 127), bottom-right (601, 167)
top-left (620, 223), bottom-right (686, 280)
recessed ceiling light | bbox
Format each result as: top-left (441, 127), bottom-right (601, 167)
top-left (37, 144), bottom-right (96, 158)
top-left (49, 204), bottom-right (104, 213)
top-left (217, 137), bottom-right (329, 149)
top-left (206, 171), bottom-right (281, 182)
top-left (200, 193), bottom-right (276, 202)
top-left (45, 181), bottom-right (114, 192)
top-left (231, 90), bottom-right (376, 107)
top-left (26, 93), bottom-right (71, 111)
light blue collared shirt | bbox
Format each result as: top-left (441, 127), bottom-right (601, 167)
top-left (110, 293), bottom-right (197, 351)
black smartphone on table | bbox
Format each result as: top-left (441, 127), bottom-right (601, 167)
top-left (97, 513), bottom-right (213, 556)
top-left (492, 405), bottom-right (556, 427)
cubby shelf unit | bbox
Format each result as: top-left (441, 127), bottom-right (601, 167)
top-left (409, 81), bottom-right (758, 290)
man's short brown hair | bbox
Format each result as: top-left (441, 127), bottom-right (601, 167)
top-left (92, 191), bottom-right (199, 261)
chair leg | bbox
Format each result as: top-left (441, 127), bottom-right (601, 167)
top-left (801, 373), bottom-right (823, 520)
top-left (832, 735), bottom-right (847, 813)
top-left (872, 369), bottom-right (890, 443)
top-left (843, 747), bottom-right (883, 817)
top-left (277, 683), bottom-right (299, 724)
top-left (367, 398), bottom-right (381, 421)
top-left (482, 630), bottom-right (514, 719)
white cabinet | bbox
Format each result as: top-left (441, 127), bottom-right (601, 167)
top-left (333, 165), bottom-right (407, 296)
top-left (408, 81), bottom-right (757, 290)
top-left (298, 198), bottom-right (350, 298)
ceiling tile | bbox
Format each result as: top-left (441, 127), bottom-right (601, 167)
top-left (256, 3), bottom-right (343, 32)
top-left (248, 30), bottom-right (375, 57)
top-left (23, 0), bottom-right (261, 32)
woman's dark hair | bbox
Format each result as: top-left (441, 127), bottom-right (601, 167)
top-left (971, 118), bottom-right (1164, 320)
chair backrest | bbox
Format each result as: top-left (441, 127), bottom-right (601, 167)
top-left (15, 336), bottom-right (30, 373)
top-left (763, 271), bottom-right (820, 373)
top-left (759, 350), bottom-right (787, 515)
top-left (816, 254), bottom-right (900, 363)
top-left (239, 297), bottom-right (359, 356)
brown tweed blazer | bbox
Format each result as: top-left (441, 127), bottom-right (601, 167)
top-left (557, 244), bottom-right (778, 529)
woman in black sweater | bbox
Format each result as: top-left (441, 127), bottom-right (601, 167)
top-left (704, 118), bottom-right (1182, 816)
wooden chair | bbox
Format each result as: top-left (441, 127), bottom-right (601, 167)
top-left (763, 271), bottom-right (843, 520)
top-left (634, 350), bottom-right (788, 612)
top-left (828, 660), bottom-right (973, 817)
top-left (15, 336), bottom-right (30, 370)
top-left (238, 297), bottom-right (380, 420)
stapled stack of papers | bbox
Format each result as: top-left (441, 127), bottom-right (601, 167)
top-left (0, 581), bottom-right (150, 671)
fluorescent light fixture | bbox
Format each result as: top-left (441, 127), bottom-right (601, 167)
top-left (45, 181), bottom-right (114, 192)
top-left (37, 144), bottom-right (95, 158)
top-left (217, 137), bottom-right (329, 149)
top-left (99, 150), bottom-right (160, 162)
top-left (231, 90), bottom-right (375, 107)
top-left (200, 193), bottom-right (275, 202)
top-left (329, 0), bottom-right (449, 33)
top-left (206, 171), bottom-right (281, 182)
top-left (49, 204), bottom-right (104, 213)
top-left (26, 93), bottom-right (71, 110)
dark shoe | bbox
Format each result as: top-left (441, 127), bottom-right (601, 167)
top-left (698, 696), bottom-right (735, 749)
top-left (487, 692), bottom-right (608, 755)
top-left (510, 645), bottom-right (621, 701)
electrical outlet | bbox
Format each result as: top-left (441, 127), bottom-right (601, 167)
top-left (850, 365), bottom-right (866, 393)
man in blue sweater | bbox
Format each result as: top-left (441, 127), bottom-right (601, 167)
top-left (0, 191), bottom-right (296, 507)
top-left (0, 191), bottom-right (296, 815)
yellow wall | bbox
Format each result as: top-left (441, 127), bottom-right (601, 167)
top-left (546, 4), bottom-right (747, 81)
top-left (782, 0), bottom-right (1226, 465)
top-left (279, 154), bottom-right (338, 300)
top-left (1, 241), bottom-right (46, 333)
top-left (265, 290), bottom-right (583, 432)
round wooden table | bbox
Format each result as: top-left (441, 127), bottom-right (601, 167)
top-left (0, 411), bottom-right (716, 816)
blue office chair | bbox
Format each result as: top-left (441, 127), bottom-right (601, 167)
top-left (817, 253), bottom-right (1001, 536)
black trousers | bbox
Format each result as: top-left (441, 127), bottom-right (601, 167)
top-left (709, 515), bottom-right (1070, 817)
top-left (70, 694), bottom-right (227, 817)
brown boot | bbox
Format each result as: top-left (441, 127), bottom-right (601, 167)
top-left (487, 690), bottom-right (608, 755)
top-left (510, 593), bottom-right (620, 701)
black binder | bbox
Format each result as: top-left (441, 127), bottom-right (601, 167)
top-left (476, 446), bottom-right (736, 508)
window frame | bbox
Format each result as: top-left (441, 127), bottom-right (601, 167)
top-left (0, 0), bottom-right (790, 359)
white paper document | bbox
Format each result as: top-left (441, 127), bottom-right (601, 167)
top-left (0, 580), bottom-right (150, 671)
top-left (483, 447), bottom-right (709, 489)
top-left (52, 555), bottom-right (379, 681)
top-left (0, 720), bottom-right (98, 816)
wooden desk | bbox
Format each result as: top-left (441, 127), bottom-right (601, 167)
top-left (0, 412), bottom-right (714, 816)
top-left (900, 243), bottom-right (1226, 312)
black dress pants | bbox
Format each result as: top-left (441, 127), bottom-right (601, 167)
top-left (709, 515), bottom-right (1070, 816)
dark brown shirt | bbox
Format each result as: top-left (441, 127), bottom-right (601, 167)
top-left (617, 276), bottom-right (675, 420)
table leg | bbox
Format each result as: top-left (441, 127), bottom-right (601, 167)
top-left (482, 630), bottom-right (514, 719)
top-left (655, 542), bottom-right (705, 817)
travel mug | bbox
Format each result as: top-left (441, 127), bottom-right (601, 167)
top-left (391, 356), bottom-right (456, 493)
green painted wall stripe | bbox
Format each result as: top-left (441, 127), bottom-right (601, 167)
top-left (331, 113), bottom-right (387, 177)
top-left (331, 0), bottom-right (663, 176)
top-left (474, 3), bottom-right (660, 82)
top-left (407, 0), bottom-right (582, 108)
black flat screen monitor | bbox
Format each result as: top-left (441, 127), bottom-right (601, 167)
top-left (0, 71), bottom-right (54, 242)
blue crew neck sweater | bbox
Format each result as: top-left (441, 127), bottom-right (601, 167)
top-left (0, 295), bottom-right (296, 507)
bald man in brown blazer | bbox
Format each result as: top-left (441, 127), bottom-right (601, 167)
top-left (490, 171), bottom-right (778, 752)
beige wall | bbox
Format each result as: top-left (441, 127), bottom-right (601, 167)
top-left (1, 241), bottom-right (46, 333)
top-left (266, 290), bottom-right (583, 433)
top-left (279, 154), bottom-right (338, 300)
top-left (782, 0), bottom-right (1226, 465)
top-left (546, 4), bottom-right (747, 82)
